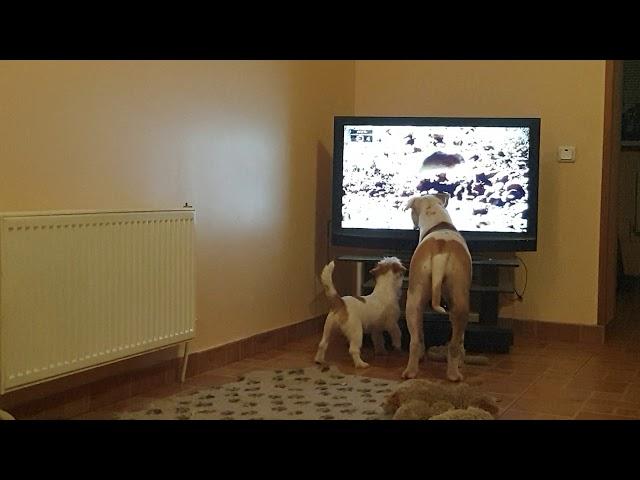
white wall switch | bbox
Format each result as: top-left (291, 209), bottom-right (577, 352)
top-left (558, 146), bottom-right (576, 162)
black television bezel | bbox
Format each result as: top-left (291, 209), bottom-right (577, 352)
top-left (331, 116), bottom-right (541, 254)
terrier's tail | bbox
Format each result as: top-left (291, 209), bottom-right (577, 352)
top-left (321, 261), bottom-right (345, 312)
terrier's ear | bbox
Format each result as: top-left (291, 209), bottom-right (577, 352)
top-left (392, 262), bottom-right (407, 274)
top-left (404, 197), bottom-right (417, 211)
top-left (369, 265), bottom-right (381, 276)
top-left (434, 192), bottom-right (450, 208)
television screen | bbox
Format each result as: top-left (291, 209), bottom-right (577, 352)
top-left (332, 117), bottom-right (540, 252)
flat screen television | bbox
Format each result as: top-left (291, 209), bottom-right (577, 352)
top-left (331, 116), bottom-right (540, 253)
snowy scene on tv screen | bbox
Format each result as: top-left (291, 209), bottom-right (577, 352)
top-left (341, 125), bottom-right (531, 232)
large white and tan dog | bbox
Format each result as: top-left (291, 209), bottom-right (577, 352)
top-left (402, 193), bottom-right (472, 382)
top-left (315, 258), bottom-right (406, 368)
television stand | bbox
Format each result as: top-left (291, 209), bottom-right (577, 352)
top-left (336, 254), bottom-right (516, 353)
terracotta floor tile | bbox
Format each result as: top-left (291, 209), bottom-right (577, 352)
top-left (546, 358), bottom-right (590, 375)
top-left (565, 378), bottom-right (628, 394)
top-left (512, 397), bottom-right (587, 418)
top-left (513, 383), bottom-right (591, 417)
top-left (250, 349), bottom-right (292, 360)
top-left (581, 397), bottom-right (640, 417)
top-left (622, 388), bottom-right (640, 404)
top-left (528, 374), bottom-right (573, 389)
top-left (604, 370), bottom-right (640, 383)
top-left (507, 372), bottom-right (545, 384)
top-left (590, 391), bottom-right (627, 402)
top-left (499, 408), bottom-right (572, 420)
top-left (478, 380), bottom-right (532, 396)
top-left (493, 360), bottom-right (550, 375)
top-left (615, 408), bottom-right (640, 418)
top-left (574, 411), bottom-right (638, 420)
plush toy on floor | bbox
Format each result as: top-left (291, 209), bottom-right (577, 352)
top-left (382, 379), bottom-right (499, 420)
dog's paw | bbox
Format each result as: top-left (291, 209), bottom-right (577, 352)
top-left (401, 368), bottom-right (418, 379)
top-left (355, 361), bottom-right (370, 369)
top-left (446, 371), bottom-right (464, 382)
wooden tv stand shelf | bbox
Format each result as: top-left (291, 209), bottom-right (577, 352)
top-left (336, 254), bottom-right (518, 353)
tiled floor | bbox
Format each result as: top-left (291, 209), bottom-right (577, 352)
top-left (75, 283), bottom-right (640, 420)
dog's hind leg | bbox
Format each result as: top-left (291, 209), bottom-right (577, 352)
top-left (446, 302), bottom-right (469, 382)
top-left (402, 287), bottom-right (425, 379)
top-left (388, 321), bottom-right (402, 352)
top-left (343, 321), bottom-right (369, 368)
top-left (314, 315), bottom-right (335, 364)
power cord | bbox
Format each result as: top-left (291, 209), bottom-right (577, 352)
top-left (514, 255), bottom-right (528, 301)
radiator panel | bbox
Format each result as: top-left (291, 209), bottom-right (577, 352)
top-left (0, 210), bottom-right (195, 393)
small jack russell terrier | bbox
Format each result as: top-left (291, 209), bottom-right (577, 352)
top-left (314, 258), bottom-right (406, 368)
top-left (402, 192), bottom-right (472, 382)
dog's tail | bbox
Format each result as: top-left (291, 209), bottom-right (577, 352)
top-left (321, 261), bottom-right (345, 312)
top-left (431, 253), bottom-right (448, 314)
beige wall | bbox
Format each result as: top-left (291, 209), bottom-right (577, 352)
top-left (0, 59), bottom-right (611, 354)
top-left (354, 60), bottom-right (607, 325)
top-left (0, 60), bottom-right (355, 351)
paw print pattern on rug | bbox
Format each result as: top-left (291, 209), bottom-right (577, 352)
top-left (117, 366), bottom-right (402, 420)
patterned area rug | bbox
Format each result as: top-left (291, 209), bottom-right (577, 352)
top-left (117, 366), bottom-right (400, 420)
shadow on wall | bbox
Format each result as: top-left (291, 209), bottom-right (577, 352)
top-left (280, 61), bottom-right (357, 320)
top-left (310, 142), bottom-right (332, 314)
top-left (311, 141), bottom-right (358, 311)
top-left (315, 142), bottom-right (332, 276)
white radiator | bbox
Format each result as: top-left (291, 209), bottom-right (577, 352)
top-left (0, 208), bottom-right (196, 394)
